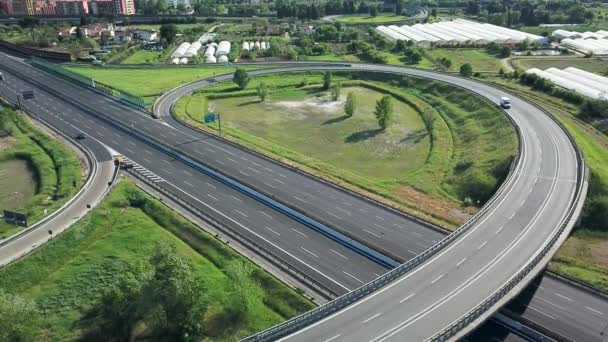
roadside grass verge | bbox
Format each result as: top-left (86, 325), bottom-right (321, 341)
top-left (486, 76), bottom-right (608, 292)
top-left (0, 108), bottom-right (82, 239)
top-left (335, 14), bottom-right (412, 23)
top-left (120, 49), bottom-right (170, 64)
top-left (176, 72), bottom-right (516, 227)
top-left (64, 66), bottom-right (256, 99)
top-left (0, 180), bottom-right (314, 341)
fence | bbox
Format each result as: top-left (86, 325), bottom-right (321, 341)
top-left (30, 58), bottom-right (147, 109)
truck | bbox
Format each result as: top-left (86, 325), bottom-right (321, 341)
top-left (500, 97), bottom-right (511, 109)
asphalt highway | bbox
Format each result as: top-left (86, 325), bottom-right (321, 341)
top-left (0, 55), bottom-right (586, 340)
top-left (0, 54), bottom-right (389, 295)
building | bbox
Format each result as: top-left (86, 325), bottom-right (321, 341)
top-left (79, 23), bottom-right (114, 38)
top-left (55, 0), bottom-right (88, 15)
top-left (0, 0), bottom-right (13, 14)
top-left (133, 29), bottom-right (158, 42)
top-left (167, 0), bottom-right (189, 9)
top-left (89, 0), bottom-right (113, 15)
top-left (255, 24), bottom-right (287, 36)
top-left (113, 0), bottom-right (134, 15)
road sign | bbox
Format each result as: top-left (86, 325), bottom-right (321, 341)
top-left (204, 113), bottom-right (216, 123)
top-left (22, 90), bottom-right (34, 100)
top-left (3, 210), bottom-right (27, 227)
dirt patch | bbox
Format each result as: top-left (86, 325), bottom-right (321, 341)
top-left (0, 135), bottom-right (16, 152)
top-left (395, 186), bottom-right (477, 227)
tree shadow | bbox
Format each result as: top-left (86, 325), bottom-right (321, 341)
top-left (322, 115), bottom-right (349, 125)
top-left (345, 128), bottom-right (384, 143)
top-left (400, 128), bottom-right (429, 144)
top-left (237, 99), bottom-right (262, 106)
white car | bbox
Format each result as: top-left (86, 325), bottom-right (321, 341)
top-left (500, 96), bottom-right (511, 109)
top-left (0, 72), bottom-right (4, 80)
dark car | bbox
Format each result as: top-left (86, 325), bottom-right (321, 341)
top-left (75, 133), bottom-right (86, 140)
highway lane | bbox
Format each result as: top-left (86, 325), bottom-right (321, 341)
top-left (1, 56), bottom-right (588, 340)
top-left (219, 65), bottom-right (581, 340)
top-left (0, 58), bottom-right (388, 295)
top-left (2, 54), bottom-right (448, 265)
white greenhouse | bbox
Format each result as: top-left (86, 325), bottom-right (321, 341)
top-left (179, 58), bottom-right (188, 64)
top-left (203, 45), bottom-right (216, 57)
top-left (525, 68), bottom-right (606, 100)
top-left (183, 41), bottom-right (202, 58)
top-left (218, 55), bottom-right (229, 63)
top-left (242, 41), bottom-right (250, 51)
top-left (171, 42), bottom-right (191, 58)
top-left (216, 41), bottom-right (231, 56)
top-left (561, 38), bottom-right (608, 55)
top-left (205, 55), bottom-right (217, 63)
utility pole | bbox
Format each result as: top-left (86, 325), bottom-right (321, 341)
top-left (16, 94), bottom-right (22, 114)
top-left (217, 112), bottom-right (222, 137)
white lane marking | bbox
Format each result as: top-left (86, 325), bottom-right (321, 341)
top-left (363, 229), bottom-right (381, 238)
top-left (207, 194), bottom-right (218, 201)
top-left (183, 170), bottom-right (192, 176)
top-left (160, 134), bottom-right (168, 138)
top-left (330, 249), bottom-right (350, 260)
top-left (342, 201), bottom-right (352, 207)
top-left (363, 313), bottom-right (382, 324)
top-left (247, 167), bottom-right (260, 173)
top-left (231, 196), bottom-right (242, 202)
top-left (359, 208), bottom-right (367, 213)
top-left (113, 133), bottom-right (121, 138)
top-left (143, 158), bottom-right (151, 163)
top-left (586, 306), bottom-right (603, 315)
top-left (343, 271), bottom-right (365, 284)
top-left (291, 228), bottom-right (308, 238)
top-left (375, 216), bottom-right (385, 221)
top-left (456, 258), bottom-right (467, 267)
top-left (205, 147), bottom-right (216, 153)
top-left (265, 227), bottom-right (280, 236)
top-left (509, 212), bottom-right (516, 220)
top-left (554, 293), bottom-right (573, 302)
top-left (162, 169), bottom-right (172, 175)
top-left (259, 211), bottom-right (272, 219)
top-left (278, 173), bottom-right (287, 178)
top-left (323, 334), bottom-right (341, 342)
top-left (275, 179), bottom-right (285, 185)
top-left (97, 131), bottom-right (104, 136)
top-left (335, 207), bottom-right (351, 215)
top-left (300, 247), bottom-right (319, 258)
top-left (184, 181), bottom-right (194, 187)
top-left (251, 161), bottom-right (262, 167)
top-left (111, 140), bottom-right (118, 145)
top-left (144, 149), bottom-right (152, 154)
top-left (126, 148), bottom-right (134, 154)
top-left (374, 223), bottom-right (390, 231)
top-left (293, 196), bottom-right (308, 204)
top-left (166, 178), bottom-right (351, 292)
top-left (399, 293), bottom-right (415, 303)
top-left (529, 306), bottom-right (556, 319)
top-left (162, 159), bottom-right (171, 164)
top-left (227, 157), bottom-right (237, 163)
top-left (431, 274), bottom-right (444, 284)
top-left (240, 156), bottom-right (248, 161)
top-left (407, 250), bottom-right (417, 255)
top-left (206, 182), bottom-right (216, 189)
top-left (239, 170), bottom-right (250, 177)
top-left (264, 182), bottom-right (277, 189)
top-left (327, 211), bottom-right (343, 220)
top-left (411, 232), bottom-right (423, 237)
top-left (234, 209), bottom-right (248, 217)
top-left (216, 160), bottom-right (225, 165)
top-left (537, 297), bottom-right (566, 310)
top-left (477, 241), bottom-right (487, 250)
top-left (495, 226), bottom-right (504, 234)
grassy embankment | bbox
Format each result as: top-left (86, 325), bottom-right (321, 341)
top-left (423, 48), bottom-right (504, 72)
top-left (488, 76), bottom-right (608, 291)
top-left (0, 180), bottom-right (314, 340)
top-left (0, 108), bottom-right (82, 239)
top-left (120, 49), bottom-right (174, 65)
top-left (175, 72), bottom-right (516, 227)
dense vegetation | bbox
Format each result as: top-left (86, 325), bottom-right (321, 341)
top-left (0, 181), bottom-right (314, 340)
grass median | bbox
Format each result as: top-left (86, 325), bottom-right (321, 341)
top-left (0, 180), bottom-right (314, 340)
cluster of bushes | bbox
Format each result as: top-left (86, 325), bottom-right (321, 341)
top-left (485, 42), bottom-right (511, 58)
top-left (394, 40), bottom-right (423, 64)
top-left (346, 41), bottom-right (388, 64)
top-left (519, 72), bottom-right (585, 105)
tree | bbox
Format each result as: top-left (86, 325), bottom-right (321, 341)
top-left (370, 5), bottom-right (377, 17)
top-left (460, 63), bottom-right (473, 77)
top-left (233, 68), bottom-right (250, 89)
top-left (323, 71), bottom-right (332, 90)
top-left (374, 95), bottom-right (392, 129)
top-left (146, 241), bottom-right (208, 339)
top-left (222, 259), bottom-right (261, 322)
top-left (159, 24), bottom-right (178, 44)
top-left (156, 0), bottom-right (168, 13)
top-left (0, 290), bottom-right (42, 341)
top-left (257, 82), bottom-right (269, 102)
top-left (330, 82), bottom-right (341, 101)
top-left (18, 16), bottom-right (39, 41)
top-left (344, 92), bottom-right (356, 117)
top-left (395, 0), bottom-right (403, 15)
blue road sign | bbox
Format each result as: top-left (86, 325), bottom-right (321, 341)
top-left (204, 113), bottom-right (216, 123)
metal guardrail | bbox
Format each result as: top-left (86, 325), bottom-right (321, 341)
top-left (126, 167), bottom-right (337, 300)
top-left (30, 58), bottom-right (147, 109)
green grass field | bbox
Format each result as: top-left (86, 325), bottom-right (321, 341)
top-left (0, 180), bottom-right (314, 340)
top-left (0, 109), bottom-right (82, 239)
top-left (120, 49), bottom-right (168, 64)
top-left (335, 14), bottom-right (411, 23)
top-left (176, 72), bottom-right (516, 226)
top-left (424, 48), bottom-right (504, 72)
top-left (510, 57), bottom-right (608, 75)
top-left (304, 51), bottom-right (435, 69)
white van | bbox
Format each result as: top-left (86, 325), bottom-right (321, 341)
top-left (500, 97), bottom-right (511, 109)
